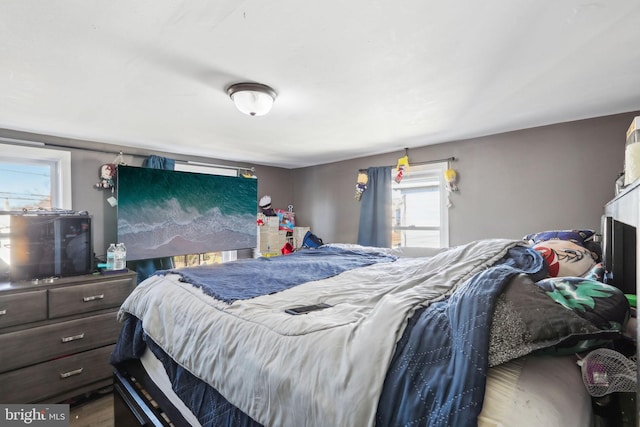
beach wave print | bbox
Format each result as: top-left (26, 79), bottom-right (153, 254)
top-left (116, 166), bottom-right (257, 260)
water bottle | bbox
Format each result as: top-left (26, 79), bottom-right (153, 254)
top-left (119, 243), bottom-right (127, 269)
top-left (114, 243), bottom-right (127, 270)
top-left (106, 243), bottom-right (116, 270)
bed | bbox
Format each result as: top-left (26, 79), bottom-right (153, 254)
top-left (111, 236), bottom-right (630, 427)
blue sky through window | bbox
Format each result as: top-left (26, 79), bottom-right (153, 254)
top-left (0, 162), bottom-right (51, 210)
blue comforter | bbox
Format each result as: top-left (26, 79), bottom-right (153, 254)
top-left (376, 245), bottom-right (545, 426)
top-left (112, 243), bottom-right (545, 427)
top-left (159, 246), bottom-right (397, 303)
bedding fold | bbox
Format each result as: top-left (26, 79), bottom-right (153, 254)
top-left (158, 246), bottom-right (397, 303)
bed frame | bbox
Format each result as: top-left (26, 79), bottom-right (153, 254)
top-left (113, 360), bottom-right (188, 427)
top-left (112, 358), bottom-right (617, 427)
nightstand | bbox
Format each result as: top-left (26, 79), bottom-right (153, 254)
top-left (0, 270), bottom-right (136, 403)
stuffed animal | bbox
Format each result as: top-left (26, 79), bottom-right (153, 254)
top-left (444, 168), bottom-right (458, 192)
top-left (95, 164), bottom-right (116, 190)
top-left (259, 195), bottom-right (276, 216)
top-left (395, 155), bottom-right (410, 183)
top-left (355, 171), bottom-right (368, 200)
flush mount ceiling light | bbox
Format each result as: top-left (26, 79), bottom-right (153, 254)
top-left (227, 83), bottom-right (277, 117)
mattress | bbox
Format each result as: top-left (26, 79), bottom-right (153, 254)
top-left (139, 347), bottom-right (593, 427)
top-left (480, 354), bottom-right (593, 427)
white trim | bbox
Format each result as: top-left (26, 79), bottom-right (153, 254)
top-left (175, 162), bottom-right (238, 177)
top-left (0, 142), bottom-right (72, 209)
top-left (436, 162), bottom-right (449, 248)
top-left (392, 161), bottom-right (449, 248)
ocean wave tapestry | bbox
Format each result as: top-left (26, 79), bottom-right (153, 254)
top-left (117, 165), bottom-right (257, 261)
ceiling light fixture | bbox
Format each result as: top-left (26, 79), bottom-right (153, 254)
top-left (227, 83), bottom-right (277, 117)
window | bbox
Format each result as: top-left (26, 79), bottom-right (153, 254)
top-left (0, 142), bottom-right (71, 211)
top-left (0, 142), bottom-right (72, 275)
top-left (391, 162), bottom-right (449, 248)
top-left (172, 162), bottom-right (239, 265)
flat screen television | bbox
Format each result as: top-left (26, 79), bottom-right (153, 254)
top-left (9, 214), bottom-right (93, 281)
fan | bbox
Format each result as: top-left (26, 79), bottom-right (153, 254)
top-left (578, 348), bottom-right (637, 397)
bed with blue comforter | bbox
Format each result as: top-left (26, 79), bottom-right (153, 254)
top-left (111, 238), bottom-right (628, 427)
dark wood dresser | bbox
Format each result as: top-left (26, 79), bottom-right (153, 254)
top-left (0, 270), bottom-right (136, 403)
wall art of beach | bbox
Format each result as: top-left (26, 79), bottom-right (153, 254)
top-left (117, 165), bottom-right (257, 260)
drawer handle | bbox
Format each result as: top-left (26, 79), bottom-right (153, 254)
top-left (61, 333), bottom-right (85, 343)
top-left (82, 294), bottom-right (105, 302)
top-left (60, 368), bottom-right (84, 379)
top-left (0, 309), bottom-right (6, 316)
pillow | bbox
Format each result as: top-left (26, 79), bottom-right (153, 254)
top-left (523, 229), bottom-right (595, 246)
top-left (584, 262), bottom-right (605, 282)
top-left (535, 276), bottom-right (629, 331)
top-left (533, 239), bottom-right (596, 277)
top-left (488, 273), bottom-right (625, 366)
top-left (523, 229), bottom-right (601, 262)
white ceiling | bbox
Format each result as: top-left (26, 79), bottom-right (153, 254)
top-left (1, 1), bottom-right (640, 169)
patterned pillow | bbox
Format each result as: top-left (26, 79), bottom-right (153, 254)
top-left (524, 229), bottom-right (601, 262)
top-left (584, 262), bottom-right (605, 282)
top-left (536, 276), bottom-right (629, 331)
top-left (488, 274), bottom-right (625, 365)
top-left (533, 239), bottom-right (596, 277)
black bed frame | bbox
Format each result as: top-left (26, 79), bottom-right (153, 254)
top-left (113, 360), bottom-right (189, 427)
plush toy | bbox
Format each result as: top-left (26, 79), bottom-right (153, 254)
top-left (95, 164), bottom-right (117, 191)
top-left (259, 195), bottom-right (276, 216)
top-left (444, 168), bottom-right (458, 192)
top-left (355, 171), bottom-right (368, 200)
top-left (395, 155), bottom-right (410, 183)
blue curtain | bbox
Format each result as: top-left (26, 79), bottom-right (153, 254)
top-left (357, 166), bottom-right (392, 248)
top-left (142, 155), bottom-right (175, 170)
top-left (131, 155), bottom-right (176, 283)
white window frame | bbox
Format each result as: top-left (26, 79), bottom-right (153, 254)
top-left (391, 161), bottom-right (449, 248)
top-left (0, 141), bottom-right (72, 210)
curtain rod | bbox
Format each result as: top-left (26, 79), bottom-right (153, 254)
top-left (0, 136), bottom-right (254, 173)
top-left (181, 160), bottom-right (255, 172)
top-left (384, 156), bottom-right (456, 168)
top-left (0, 136), bottom-right (134, 157)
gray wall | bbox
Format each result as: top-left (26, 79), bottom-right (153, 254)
top-left (293, 111), bottom-right (638, 246)
top-left (0, 129), bottom-right (294, 259)
top-left (3, 110), bottom-right (637, 255)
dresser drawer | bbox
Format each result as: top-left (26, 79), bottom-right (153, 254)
top-left (0, 290), bottom-right (47, 329)
top-left (0, 312), bottom-right (122, 372)
top-left (49, 277), bottom-right (134, 318)
top-left (0, 344), bottom-right (115, 403)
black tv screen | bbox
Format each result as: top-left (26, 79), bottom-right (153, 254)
top-left (602, 215), bottom-right (636, 295)
top-left (10, 214), bottom-right (93, 281)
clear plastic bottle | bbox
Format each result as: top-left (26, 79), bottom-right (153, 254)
top-left (119, 243), bottom-right (127, 269)
top-left (106, 243), bottom-right (116, 270)
top-left (114, 243), bottom-right (127, 270)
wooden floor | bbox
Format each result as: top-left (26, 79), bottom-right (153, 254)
top-left (70, 393), bottom-right (114, 427)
